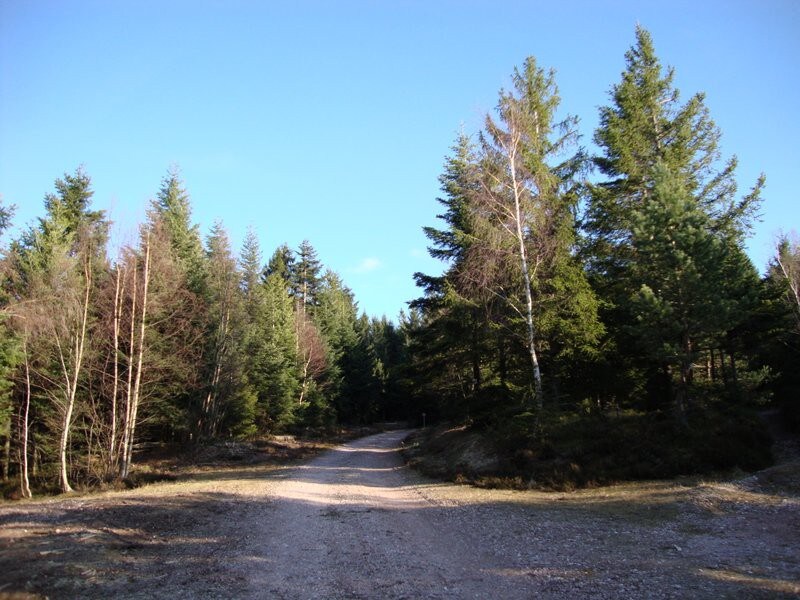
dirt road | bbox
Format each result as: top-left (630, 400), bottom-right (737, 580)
top-left (1, 429), bottom-right (799, 598)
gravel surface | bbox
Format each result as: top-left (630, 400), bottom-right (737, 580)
top-left (1, 429), bottom-right (798, 599)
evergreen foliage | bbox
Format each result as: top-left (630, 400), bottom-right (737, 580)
top-left (410, 27), bottom-right (784, 485)
top-left (0, 25), bottom-right (794, 497)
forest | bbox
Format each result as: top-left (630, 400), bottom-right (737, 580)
top-left (1, 27), bottom-right (799, 497)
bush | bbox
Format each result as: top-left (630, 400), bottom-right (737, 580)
top-left (408, 403), bottom-right (774, 490)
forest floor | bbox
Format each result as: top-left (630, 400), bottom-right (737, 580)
top-left (1, 429), bottom-right (799, 599)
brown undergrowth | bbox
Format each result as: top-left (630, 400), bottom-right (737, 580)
top-left (402, 412), bottom-right (793, 492)
top-left (2, 424), bottom-right (396, 502)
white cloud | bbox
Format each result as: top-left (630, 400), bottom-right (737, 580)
top-left (353, 257), bottom-right (382, 274)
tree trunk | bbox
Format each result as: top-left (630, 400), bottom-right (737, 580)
top-left (202, 299), bottom-right (230, 439)
top-left (58, 392), bottom-right (74, 492)
top-left (299, 356), bottom-right (310, 404)
top-left (709, 348), bottom-right (717, 382)
top-left (122, 234), bottom-right (150, 479)
top-left (674, 331), bottom-right (693, 424)
top-left (498, 333), bottom-right (508, 393)
top-left (109, 265), bottom-right (123, 473)
top-left (2, 422), bottom-right (9, 482)
top-left (470, 312), bottom-right (481, 393)
top-left (120, 262), bottom-right (137, 479)
top-left (57, 256), bottom-right (92, 494)
top-left (729, 349), bottom-right (740, 399)
top-left (718, 348), bottom-right (729, 387)
top-left (508, 139), bottom-right (544, 410)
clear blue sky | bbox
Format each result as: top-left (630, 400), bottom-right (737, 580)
top-left (2, 1), bottom-right (798, 320)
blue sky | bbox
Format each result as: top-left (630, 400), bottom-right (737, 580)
top-left (2, 1), bottom-right (798, 320)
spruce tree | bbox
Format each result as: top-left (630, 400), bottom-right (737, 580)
top-left (145, 171), bottom-right (208, 440)
top-left (412, 134), bottom-right (491, 421)
top-left (150, 168), bottom-right (207, 294)
top-left (247, 271), bottom-right (299, 432)
top-left (200, 222), bottom-right (248, 438)
top-left (244, 241), bottom-right (303, 431)
top-left (292, 240), bottom-right (323, 312)
top-left (585, 26), bottom-right (765, 412)
top-left (239, 227), bottom-right (263, 308)
top-left (628, 163), bottom-right (731, 417)
top-left (264, 243), bottom-right (295, 287)
top-left (586, 25), bottom-right (763, 285)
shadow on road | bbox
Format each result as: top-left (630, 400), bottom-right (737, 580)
top-left (1, 430), bottom-right (797, 599)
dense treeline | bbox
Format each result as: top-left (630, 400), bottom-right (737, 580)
top-left (2, 26), bottom-right (799, 497)
top-left (0, 170), bottom-right (411, 496)
top-left (408, 27), bottom-right (800, 484)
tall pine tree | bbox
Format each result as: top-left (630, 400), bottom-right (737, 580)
top-left (584, 26), bottom-right (764, 413)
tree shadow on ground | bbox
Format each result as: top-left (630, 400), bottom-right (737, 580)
top-left (0, 443), bottom-right (798, 599)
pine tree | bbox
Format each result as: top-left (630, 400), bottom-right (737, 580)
top-left (239, 227), bottom-right (263, 309)
top-left (292, 240), bottom-right (323, 313)
top-left (150, 168), bottom-right (206, 294)
top-left (774, 233), bottom-right (800, 330)
top-left (243, 255), bottom-right (299, 431)
top-left (0, 202), bottom-right (18, 483)
top-left (0, 316), bottom-right (21, 484)
top-left (313, 271), bottom-right (356, 418)
top-left (763, 236), bottom-right (800, 429)
top-left (628, 163), bottom-right (731, 417)
top-left (199, 222), bottom-right (248, 438)
top-left (412, 134), bottom-right (492, 421)
top-left (0, 199), bottom-right (13, 237)
top-left (264, 243), bottom-right (295, 288)
top-left (262, 273), bottom-right (300, 429)
top-left (367, 316), bottom-right (411, 421)
top-left (144, 173), bottom-right (207, 441)
top-left (585, 26), bottom-right (764, 412)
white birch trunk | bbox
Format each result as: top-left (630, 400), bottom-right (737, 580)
top-left (506, 132), bottom-right (545, 410)
top-left (121, 235), bottom-right (150, 479)
top-left (125, 234), bottom-right (150, 474)
top-left (109, 265), bottom-right (123, 472)
top-left (20, 337), bottom-right (32, 499)
top-left (57, 256), bottom-right (92, 493)
top-left (120, 260), bottom-right (138, 479)
top-left (777, 250), bottom-right (800, 326)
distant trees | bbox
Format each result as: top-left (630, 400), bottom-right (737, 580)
top-left (0, 169), bottom-right (409, 497)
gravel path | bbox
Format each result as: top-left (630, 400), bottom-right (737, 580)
top-left (1, 429), bottom-right (799, 599)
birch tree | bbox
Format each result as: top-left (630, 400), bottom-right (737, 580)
top-left (9, 169), bottom-right (107, 493)
top-left (118, 232), bottom-right (151, 479)
top-left (19, 335), bottom-right (32, 497)
top-left (461, 57), bottom-right (598, 412)
top-left (775, 232), bottom-right (800, 330)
